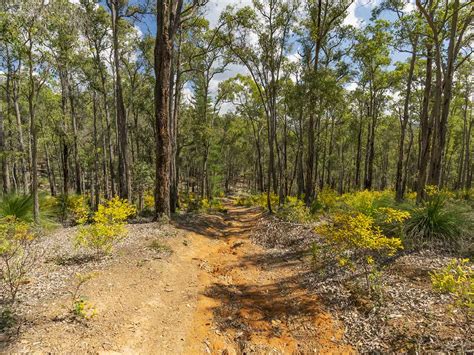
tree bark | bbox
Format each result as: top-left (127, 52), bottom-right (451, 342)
top-left (396, 37), bottom-right (417, 201)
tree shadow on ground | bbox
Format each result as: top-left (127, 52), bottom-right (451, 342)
top-left (172, 206), bottom-right (262, 240)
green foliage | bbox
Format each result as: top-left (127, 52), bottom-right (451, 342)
top-left (182, 194), bottom-right (227, 213)
top-left (0, 194), bottom-right (34, 221)
top-left (276, 196), bottom-right (312, 223)
top-left (431, 258), bottom-right (473, 312)
top-left (0, 307), bottom-right (16, 331)
top-left (404, 190), bottom-right (473, 250)
top-left (75, 197), bottom-right (136, 254)
top-left (0, 217), bottom-right (39, 303)
top-left (0, 193), bottom-right (57, 226)
top-left (234, 193), bottom-right (278, 209)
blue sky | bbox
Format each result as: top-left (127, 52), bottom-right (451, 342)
top-left (110, 0), bottom-right (415, 105)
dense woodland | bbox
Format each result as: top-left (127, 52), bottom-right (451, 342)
top-left (0, 0), bottom-right (472, 219)
top-left (0, 0), bottom-right (473, 352)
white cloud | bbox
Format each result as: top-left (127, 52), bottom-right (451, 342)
top-left (206, 0), bottom-right (253, 27)
top-left (345, 82), bottom-right (358, 91)
top-left (134, 25), bottom-right (144, 38)
top-left (288, 52), bottom-right (300, 63)
top-left (403, 0), bottom-right (416, 13)
top-left (343, 1), bottom-right (362, 28)
top-left (343, 0), bottom-right (380, 28)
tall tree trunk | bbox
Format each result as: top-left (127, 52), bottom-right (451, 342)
top-left (154, 0), bottom-right (174, 218)
top-left (354, 107), bottom-right (363, 189)
top-left (416, 42), bottom-right (434, 203)
top-left (92, 91), bottom-right (101, 209)
top-left (68, 77), bottom-right (82, 194)
top-left (13, 69), bottom-right (29, 193)
top-left (27, 41), bottom-right (39, 223)
top-left (396, 37), bottom-right (417, 200)
top-left (427, 0), bottom-right (460, 187)
top-left (110, 0), bottom-right (130, 200)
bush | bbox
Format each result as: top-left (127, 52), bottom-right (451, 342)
top-left (404, 191), bottom-right (473, 250)
top-left (75, 197), bottom-right (136, 254)
top-left (312, 187), bottom-right (339, 213)
top-left (316, 212), bottom-right (403, 293)
top-left (144, 192), bottom-right (154, 210)
top-left (234, 193), bottom-right (278, 209)
top-left (69, 195), bottom-right (90, 225)
top-left (277, 196), bottom-right (312, 223)
top-left (339, 189), bottom-right (399, 216)
top-left (69, 273), bottom-right (97, 320)
top-left (0, 194), bottom-right (34, 222)
top-left (0, 193), bottom-right (57, 226)
top-left (431, 258), bottom-right (473, 313)
top-left (0, 216), bottom-right (39, 303)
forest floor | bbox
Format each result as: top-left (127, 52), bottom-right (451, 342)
top-left (1, 202), bottom-right (352, 354)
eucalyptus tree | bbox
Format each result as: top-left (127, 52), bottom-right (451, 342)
top-left (45, 0), bottom-right (84, 196)
top-left (220, 0), bottom-right (298, 211)
top-left (105, 0), bottom-right (147, 201)
top-left (416, 0), bottom-right (473, 189)
top-left (353, 20), bottom-right (392, 190)
top-left (81, 0), bottom-right (115, 200)
top-left (16, 0), bottom-right (49, 223)
top-left (300, 0), bottom-right (354, 204)
top-left (219, 75), bottom-right (267, 193)
top-left (154, 0), bottom-right (207, 218)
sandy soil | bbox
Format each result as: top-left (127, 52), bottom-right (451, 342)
top-left (2, 205), bottom-right (352, 354)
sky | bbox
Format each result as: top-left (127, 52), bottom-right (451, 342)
top-left (129, 0), bottom-right (415, 109)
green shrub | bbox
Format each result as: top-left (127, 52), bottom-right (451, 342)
top-left (148, 240), bottom-right (173, 254)
top-left (234, 193), bottom-right (278, 209)
top-left (0, 194), bottom-right (34, 222)
top-left (404, 192), bottom-right (473, 250)
top-left (277, 196), bottom-right (312, 223)
top-left (0, 193), bottom-right (57, 225)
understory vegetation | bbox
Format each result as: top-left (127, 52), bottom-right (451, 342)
top-left (240, 187), bottom-right (473, 311)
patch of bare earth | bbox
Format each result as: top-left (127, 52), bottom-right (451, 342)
top-left (2, 205), bottom-right (352, 354)
top-left (181, 207), bottom-right (352, 354)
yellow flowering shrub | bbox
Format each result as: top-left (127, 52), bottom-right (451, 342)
top-left (377, 207), bottom-right (411, 224)
top-left (75, 197), bottom-right (136, 254)
top-left (317, 187), bottom-right (339, 212)
top-left (0, 217), bottom-right (38, 302)
top-left (70, 272), bottom-right (97, 320)
top-left (340, 190), bottom-right (393, 216)
top-left (431, 258), bottom-right (473, 312)
top-left (69, 195), bottom-right (90, 225)
top-left (405, 191), bottom-right (417, 201)
top-left (316, 212), bottom-right (403, 292)
top-left (92, 197), bottom-right (136, 225)
top-left (144, 193), bottom-right (154, 210)
top-left (277, 196), bottom-right (312, 223)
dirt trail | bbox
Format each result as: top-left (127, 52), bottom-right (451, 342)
top-left (4, 204), bottom-right (351, 354)
top-left (183, 205), bottom-right (351, 354)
